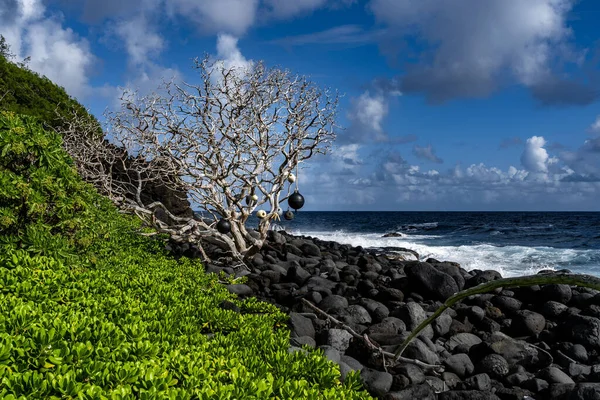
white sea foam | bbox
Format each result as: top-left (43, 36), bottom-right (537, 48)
top-left (289, 229), bottom-right (600, 277)
top-left (396, 222), bottom-right (439, 232)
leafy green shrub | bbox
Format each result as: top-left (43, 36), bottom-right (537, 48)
top-left (0, 112), bottom-right (104, 259)
top-left (0, 112), bottom-right (372, 399)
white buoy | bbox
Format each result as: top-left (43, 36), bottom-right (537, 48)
top-left (256, 210), bottom-right (267, 219)
top-left (251, 194), bottom-right (259, 201)
top-left (287, 173), bottom-right (296, 183)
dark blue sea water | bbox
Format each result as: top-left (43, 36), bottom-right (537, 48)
top-left (264, 212), bottom-right (600, 277)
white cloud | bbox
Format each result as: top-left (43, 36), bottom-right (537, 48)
top-left (114, 14), bottom-right (164, 66)
top-left (521, 135), bottom-right (550, 173)
top-left (264, 0), bottom-right (326, 18)
top-left (2, 0), bottom-right (96, 98)
top-left (28, 0), bottom-right (357, 101)
top-left (368, 0), bottom-right (582, 103)
top-left (336, 144), bottom-right (363, 165)
top-left (466, 163), bottom-right (506, 183)
top-left (167, 0), bottom-right (260, 36)
top-left (65, 0), bottom-right (355, 33)
top-left (301, 138), bottom-right (599, 210)
top-left (508, 166), bottom-right (529, 181)
top-left (59, 0), bottom-right (259, 35)
top-left (343, 90), bottom-right (389, 143)
top-left (452, 164), bottom-right (464, 179)
top-left (215, 34), bottom-right (253, 73)
top-left (413, 144), bottom-right (443, 163)
top-left (107, 33), bottom-right (250, 122)
top-left (263, 0), bottom-right (356, 19)
top-left (104, 64), bottom-right (183, 112)
top-left (270, 24), bottom-right (384, 47)
top-left (590, 116), bottom-right (600, 134)
top-left (126, 65), bottom-right (182, 93)
top-left (558, 140), bottom-right (600, 181)
top-left (353, 92), bottom-right (387, 134)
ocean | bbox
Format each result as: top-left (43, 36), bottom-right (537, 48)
top-left (259, 211), bottom-right (600, 278)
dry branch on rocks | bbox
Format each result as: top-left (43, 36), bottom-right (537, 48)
top-left (301, 298), bottom-right (445, 374)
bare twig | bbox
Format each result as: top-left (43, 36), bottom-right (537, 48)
top-left (555, 350), bottom-right (577, 365)
top-left (0, 89), bottom-right (10, 103)
top-left (363, 334), bottom-right (388, 373)
top-left (300, 298), bottom-right (444, 373)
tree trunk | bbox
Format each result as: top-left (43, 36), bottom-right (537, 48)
top-left (258, 219), bottom-right (270, 242)
top-left (230, 220), bottom-right (250, 255)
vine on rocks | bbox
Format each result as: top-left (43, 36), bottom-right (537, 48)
top-left (394, 272), bottom-right (600, 360)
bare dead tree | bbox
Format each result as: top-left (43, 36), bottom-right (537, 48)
top-left (56, 105), bottom-right (192, 226)
top-left (85, 55), bottom-right (338, 261)
top-left (58, 109), bottom-right (120, 198)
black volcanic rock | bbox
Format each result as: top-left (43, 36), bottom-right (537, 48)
top-left (404, 261), bottom-right (459, 301)
top-left (511, 310), bottom-right (546, 337)
top-left (202, 230), bottom-right (600, 399)
top-left (541, 284), bottom-right (573, 304)
top-left (465, 270), bottom-right (502, 289)
top-left (564, 315), bottom-right (600, 349)
top-left (475, 354), bottom-right (509, 379)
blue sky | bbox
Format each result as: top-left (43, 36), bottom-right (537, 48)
top-left (2, 0), bottom-right (600, 211)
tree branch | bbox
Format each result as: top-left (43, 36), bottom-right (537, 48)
top-left (300, 299), bottom-right (444, 373)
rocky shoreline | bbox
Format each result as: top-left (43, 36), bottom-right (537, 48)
top-left (172, 231), bottom-right (600, 400)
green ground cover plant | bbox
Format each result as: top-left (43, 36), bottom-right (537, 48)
top-left (0, 112), bottom-right (372, 399)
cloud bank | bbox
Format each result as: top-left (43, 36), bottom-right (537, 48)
top-left (302, 126), bottom-right (599, 210)
top-left (368, 0), bottom-right (598, 106)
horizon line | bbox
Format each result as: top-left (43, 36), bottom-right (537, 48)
top-left (193, 210), bottom-right (600, 213)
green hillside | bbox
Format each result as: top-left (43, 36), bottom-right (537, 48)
top-left (0, 48), bottom-right (190, 220)
top-left (0, 55), bottom-right (371, 400)
top-left (0, 113), bottom-right (371, 398)
top-left (0, 50), bottom-right (100, 134)
top-left (0, 50), bottom-right (370, 398)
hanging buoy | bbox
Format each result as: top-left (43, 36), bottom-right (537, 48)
top-left (245, 193), bottom-right (259, 205)
top-left (277, 207), bottom-right (283, 216)
top-left (287, 173), bottom-right (296, 183)
top-left (256, 210), bottom-right (267, 219)
top-left (216, 218), bottom-right (231, 234)
top-left (288, 190), bottom-right (305, 211)
top-left (284, 210), bottom-right (295, 220)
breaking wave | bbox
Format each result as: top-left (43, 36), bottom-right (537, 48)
top-left (288, 229), bottom-right (600, 278)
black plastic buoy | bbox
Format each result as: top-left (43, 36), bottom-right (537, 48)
top-left (284, 210), bottom-right (294, 220)
top-left (216, 218), bottom-right (231, 234)
top-left (245, 194), bottom-right (258, 205)
top-left (288, 190), bottom-right (305, 211)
